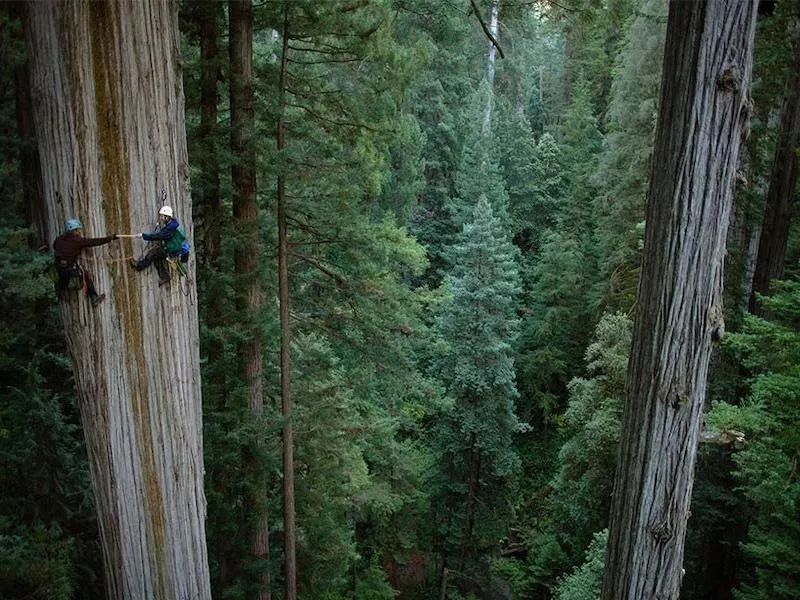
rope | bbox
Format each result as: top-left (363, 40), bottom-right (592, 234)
top-left (74, 234), bottom-right (194, 303)
top-left (83, 254), bottom-right (137, 264)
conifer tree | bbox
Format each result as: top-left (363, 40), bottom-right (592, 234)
top-left (229, 2), bottom-right (272, 598)
top-left (558, 75), bottom-right (603, 240)
top-left (403, 0), bottom-right (487, 287)
top-left (253, 2), bottom-right (437, 594)
top-left (433, 194), bottom-right (522, 579)
top-left (518, 312), bottom-right (630, 596)
top-left (518, 231), bottom-right (590, 421)
top-left (707, 281), bottom-right (800, 600)
top-left (514, 75), bottom-right (603, 424)
top-left (450, 82), bottom-right (510, 230)
top-left (494, 97), bottom-right (540, 252)
top-left (594, 0), bottom-right (667, 313)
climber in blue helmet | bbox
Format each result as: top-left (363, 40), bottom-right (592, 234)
top-left (52, 218), bottom-right (118, 307)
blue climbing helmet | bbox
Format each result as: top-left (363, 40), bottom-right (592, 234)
top-left (64, 218), bottom-right (82, 232)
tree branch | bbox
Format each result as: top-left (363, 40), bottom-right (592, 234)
top-left (290, 250), bottom-right (344, 284)
top-left (287, 56), bottom-right (362, 65)
top-left (285, 101), bottom-right (384, 132)
top-left (469, 0), bottom-right (504, 59)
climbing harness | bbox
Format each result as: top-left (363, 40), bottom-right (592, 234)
top-left (51, 262), bottom-right (88, 294)
top-left (167, 255), bottom-right (192, 298)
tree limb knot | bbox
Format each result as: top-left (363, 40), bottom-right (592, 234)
top-left (716, 66), bottom-right (742, 92)
top-left (650, 520), bottom-right (674, 545)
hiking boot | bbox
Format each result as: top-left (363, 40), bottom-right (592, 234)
top-left (91, 293), bottom-right (106, 307)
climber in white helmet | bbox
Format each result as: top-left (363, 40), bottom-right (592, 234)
top-left (130, 205), bottom-right (190, 287)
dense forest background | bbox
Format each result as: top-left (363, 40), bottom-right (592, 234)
top-left (1, 0), bottom-right (798, 599)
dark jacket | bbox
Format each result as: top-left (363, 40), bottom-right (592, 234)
top-left (142, 218), bottom-right (190, 257)
top-left (53, 231), bottom-right (115, 268)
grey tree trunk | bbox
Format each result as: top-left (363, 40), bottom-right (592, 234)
top-left (22, 1), bottom-right (211, 599)
top-left (601, 1), bottom-right (758, 599)
top-left (482, 0), bottom-right (500, 134)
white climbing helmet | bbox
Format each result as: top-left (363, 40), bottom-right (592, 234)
top-left (159, 205), bottom-right (174, 218)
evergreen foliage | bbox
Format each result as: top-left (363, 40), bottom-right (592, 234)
top-left (494, 97), bottom-right (549, 253)
top-left (708, 281), bottom-right (800, 600)
top-left (432, 194), bottom-right (523, 578)
top-left (553, 529), bottom-right (608, 600)
top-left (450, 82), bottom-right (510, 229)
top-left (517, 231), bottom-right (593, 421)
top-left (593, 0), bottom-right (667, 313)
top-left (519, 312), bottom-right (630, 596)
top-left (405, 1), bottom-right (475, 287)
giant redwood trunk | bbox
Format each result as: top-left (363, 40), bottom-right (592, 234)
top-left (601, 2), bottom-right (757, 599)
top-left (22, 2), bottom-right (211, 598)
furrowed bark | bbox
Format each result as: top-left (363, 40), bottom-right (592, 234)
top-left (601, 1), bottom-right (758, 599)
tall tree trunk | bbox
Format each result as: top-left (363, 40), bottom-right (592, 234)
top-left (188, 1), bottom-right (232, 588)
top-left (277, 10), bottom-right (297, 600)
top-left (601, 2), bottom-right (757, 599)
top-left (197, 1), bottom-right (222, 267)
top-left (482, 0), bottom-right (500, 134)
top-left (22, 1), bottom-right (211, 598)
top-left (749, 11), bottom-right (800, 312)
top-left (229, 1), bottom-right (270, 599)
top-left (11, 3), bottom-right (46, 249)
top-left (457, 434), bottom-right (480, 575)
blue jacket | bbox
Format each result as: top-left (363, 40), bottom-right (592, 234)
top-left (143, 218), bottom-right (191, 257)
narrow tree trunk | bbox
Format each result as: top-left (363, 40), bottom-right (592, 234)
top-left (482, 0), bottom-right (500, 134)
top-left (457, 434), bottom-right (480, 575)
top-left (601, 2), bottom-right (757, 599)
top-left (198, 1), bottom-right (222, 267)
top-left (750, 12), bottom-right (800, 312)
top-left (277, 10), bottom-right (297, 599)
top-left (22, 2), bottom-right (211, 598)
top-left (229, 1), bottom-right (270, 598)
